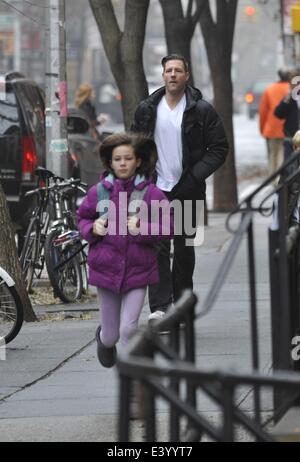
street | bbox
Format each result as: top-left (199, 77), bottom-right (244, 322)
top-left (0, 113), bottom-right (276, 442)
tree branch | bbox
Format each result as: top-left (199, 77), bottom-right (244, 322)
top-left (124, 0), bottom-right (149, 49)
top-left (197, 0), bottom-right (215, 30)
top-left (191, 0), bottom-right (206, 28)
top-left (227, 0), bottom-right (238, 51)
top-left (89, 0), bottom-right (120, 34)
top-left (187, 0), bottom-right (193, 19)
top-left (216, 0), bottom-right (238, 55)
top-left (88, 0), bottom-right (122, 65)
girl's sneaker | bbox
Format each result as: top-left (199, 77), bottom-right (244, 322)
top-left (95, 326), bottom-right (116, 368)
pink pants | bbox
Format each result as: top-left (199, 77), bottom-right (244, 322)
top-left (97, 287), bottom-right (146, 348)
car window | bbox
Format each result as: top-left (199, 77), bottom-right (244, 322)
top-left (0, 89), bottom-right (20, 135)
top-left (15, 83), bottom-right (45, 139)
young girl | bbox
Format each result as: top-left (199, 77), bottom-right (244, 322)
top-left (77, 133), bottom-right (173, 367)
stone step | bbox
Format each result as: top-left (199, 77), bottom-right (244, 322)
top-left (271, 407), bottom-right (300, 442)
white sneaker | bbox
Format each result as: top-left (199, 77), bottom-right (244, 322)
top-left (148, 310), bottom-right (170, 334)
top-left (148, 310), bottom-right (166, 322)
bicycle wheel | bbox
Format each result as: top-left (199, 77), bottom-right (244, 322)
top-left (19, 217), bottom-right (40, 292)
top-left (0, 277), bottom-right (24, 344)
top-left (80, 251), bottom-right (88, 295)
top-left (45, 228), bottom-right (83, 303)
top-left (77, 245), bottom-right (88, 295)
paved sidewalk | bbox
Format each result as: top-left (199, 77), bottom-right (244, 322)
top-left (0, 212), bottom-right (273, 442)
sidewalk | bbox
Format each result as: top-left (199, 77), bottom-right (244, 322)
top-left (0, 212), bottom-right (273, 442)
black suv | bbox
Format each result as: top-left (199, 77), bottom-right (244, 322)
top-left (0, 72), bottom-right (46, 247)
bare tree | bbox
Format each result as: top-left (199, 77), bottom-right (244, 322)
top-left (0, 183), bottom-right (36, 322)
top-left (89, 0), bottom-right (150, 130)
top-left (197, 0), bottom-right (238, 211)
top-left (159, 0), bottom-right (205, 85)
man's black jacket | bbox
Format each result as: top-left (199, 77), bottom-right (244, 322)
top-left (131, 86), bottom-right (229, 200)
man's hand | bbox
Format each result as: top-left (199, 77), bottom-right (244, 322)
top-left (127, 216), bottom-right (140, 235)
top-left (93, 217), bottom-right (108, 236)
top-left (283, 92), bottom-right (292, 104)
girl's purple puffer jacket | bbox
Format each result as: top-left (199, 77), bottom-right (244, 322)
top-left (77, 173), bottom-right (173, 293)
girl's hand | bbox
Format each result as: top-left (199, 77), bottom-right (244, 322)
top-left (127, 216), bottom-right (140, 235)
top-left (93, 217), bottom-right (108, 236)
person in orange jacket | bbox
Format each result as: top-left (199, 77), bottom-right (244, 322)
top-left (259, 69), bottom-right (290, 175)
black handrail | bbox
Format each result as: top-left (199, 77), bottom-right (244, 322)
top-left (226, 148), bottom-right (300, 221)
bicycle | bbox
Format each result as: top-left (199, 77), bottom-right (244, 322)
top-left (19, 167), bottom-right (53, 293)
top-left (44, 177), bottom-right (88, 303)
top-left (0, 266), bottom-right (24, 344)
top-left (20, 167), bottom-right (87, 303)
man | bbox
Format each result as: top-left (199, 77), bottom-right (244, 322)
top-left (132, 53), bottom-right (228, 323)
top-left (259, 69), bottom-right (290, 175)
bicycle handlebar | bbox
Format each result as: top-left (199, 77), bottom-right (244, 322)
top-left (55, 178), bottom-right (87, 189)
top-left (24, 178), bottom-right (87, 198)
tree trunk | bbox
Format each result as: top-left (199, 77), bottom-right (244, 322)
top-left (212, 73), bottom-right (237, 210)
top-left (198, 0), bottom-right (238, 211)
top-left (89, 0), bottom-right (149, 129)
top-left (0, 182), bottom-right (36, 322)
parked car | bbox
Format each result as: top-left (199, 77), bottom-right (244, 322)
top-left (244, 81), bottom-right (271, 119)
top-left (0, 75), bottom-right (105, 251)
top-left (0, 71), bottom-right (46, 250)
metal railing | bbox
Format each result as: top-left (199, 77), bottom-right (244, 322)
top-left (117, 149), bottom-right (300, 442)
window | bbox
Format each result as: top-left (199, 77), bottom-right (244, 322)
top-left (0, 90), bottom-right (20, 136)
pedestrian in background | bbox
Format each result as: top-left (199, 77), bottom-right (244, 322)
top-left (274, 70), bottom-right (300, 174)
top-left (74, 83), bottom-right (107, 137)
top-left (132, 53), bottom-right (228, 325)
top-left (270, 129), bottom-right (300, 231)
top-left (74, 83), bottom-right (98, 126)
top-left (259, 69), bottom-right (290, 175)
top-left (287, 130), bottom-right (300, 227)
top-left (77, 133), bottom-right (173, 367)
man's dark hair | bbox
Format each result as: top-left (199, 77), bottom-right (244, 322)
top-left (278, 69), bottom-right (290, 82)
top-left (161, 54), bottom-right (189, 73)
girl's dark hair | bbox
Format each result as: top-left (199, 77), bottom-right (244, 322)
top-left (99, 132), bottom-right (158, 177)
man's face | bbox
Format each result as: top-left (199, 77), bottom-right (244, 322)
top-left (162, 59), bottom-right (190, 95)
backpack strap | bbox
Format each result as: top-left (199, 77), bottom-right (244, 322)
top-left (96, 181), bottom-right (110, 219)
top-left (97, 175), bottom-right (148, 219)
top-left (128, 186), bottom-right (148, 217)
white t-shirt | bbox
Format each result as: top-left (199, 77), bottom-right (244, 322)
top-left (154, 95), bottom-right (186, 191)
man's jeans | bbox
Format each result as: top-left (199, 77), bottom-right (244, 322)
top-left (149, 194), bottom-right (199, 313)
